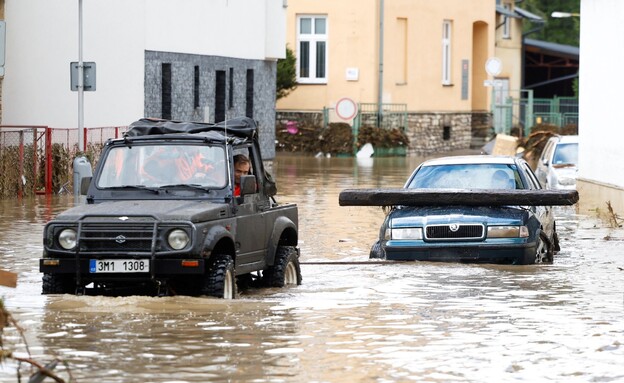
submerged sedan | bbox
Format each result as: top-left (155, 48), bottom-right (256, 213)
top-left (340, 155), bottom-right (578, 265)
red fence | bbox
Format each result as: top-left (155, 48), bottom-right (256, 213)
top-left (0, 125), bottom-right (128, 198)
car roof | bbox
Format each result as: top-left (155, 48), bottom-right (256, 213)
top-left (419, 155), bottom-right (519, 167)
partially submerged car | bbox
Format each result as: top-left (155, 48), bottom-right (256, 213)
top-left (40, 117), bottom-right (301, 298)
top-left (535, 135), bottom-right (579, 190)
top-left (339, 155), bottom-right (578, 265)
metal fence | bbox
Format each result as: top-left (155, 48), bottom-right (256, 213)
top-left (491, 88), bottom-right (578, 136)
top-left (0, 125), bottom-right (128, 198)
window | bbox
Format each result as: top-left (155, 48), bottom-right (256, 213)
top-left (215, 70), bottom-right (226, 123)
top-left (442, 20), bottom-right (452, 85)
top-left (161, 63), bottom-right (172, 120)
top-left (397, 18), bottom-right (408, 85)
top-left (228, 67), bottom-right (234, 109)
top-left (297, 15), bottom-right (327, 84)
top-left (502, 3), bottom-right (511, 39)
top-left (246, 69), bottom-right (254, 118)
top-left (193, 66), bottom-right (200, 109)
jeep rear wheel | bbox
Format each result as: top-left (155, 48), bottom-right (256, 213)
top-left (42, 273), bottom-right (74, 294)
top-left (263, 246), bottom-right (302, 287)
top-left (203, 254), bottom-right (236, 299)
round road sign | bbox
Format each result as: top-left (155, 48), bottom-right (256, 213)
top-left (335, 98), bottom-right (357, 120)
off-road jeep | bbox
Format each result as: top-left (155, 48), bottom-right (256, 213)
top-left (39, 117), bottom-right (301, 298)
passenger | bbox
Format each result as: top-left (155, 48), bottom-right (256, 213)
top-left (233, 154), bottom-right (251, 196)
top-left (492, 169), bottom-right (513, 189)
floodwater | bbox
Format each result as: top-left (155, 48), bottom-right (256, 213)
top-left (0, 154), bottom-right (623, 383)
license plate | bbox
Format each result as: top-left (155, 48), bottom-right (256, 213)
top-left (89, 259), bottom-right (150, 273)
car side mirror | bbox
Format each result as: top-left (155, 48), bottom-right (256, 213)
top-left (542, 158), bottom-right (549, 166)
top-left (80, 176), bottom-right (92, 195)
top-left (240, 175), bottom-right (256, 196)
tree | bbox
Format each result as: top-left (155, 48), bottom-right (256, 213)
top-left (521, 0), bottom-right (580, 46)
top-left (276, 46), bottom-right (297, 100)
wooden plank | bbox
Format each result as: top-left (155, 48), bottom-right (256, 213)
top-left (339, 188), bottom-right (579, 207)
top-left (0, 269), bottom-right (18, 288)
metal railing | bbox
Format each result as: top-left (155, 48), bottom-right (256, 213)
top-left (0, 125), bottom-right (128, 198)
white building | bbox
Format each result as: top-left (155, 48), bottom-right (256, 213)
top-left (2, 0), bottom-right (286, 157)
top-left (578, 0), bottom-right (624, 216)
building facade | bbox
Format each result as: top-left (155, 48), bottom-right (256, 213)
top-left (578, 0), bottom-right (624, 217)
top-left (2, 0), bottom-right (286, 158)
top-left (277, 0), bottom-right (498, 154)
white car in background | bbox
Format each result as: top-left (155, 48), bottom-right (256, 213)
top-left (536, 135), bottom-right (579, 190)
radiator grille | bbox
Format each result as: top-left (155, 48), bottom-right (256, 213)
top-left (425, 224), bottom-right (484, 240)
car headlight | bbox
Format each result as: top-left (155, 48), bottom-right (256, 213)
top-left (58, 228), bottom-right (77, 250)
top-left (487, 225), bottom-right (529, 238)
top-left (168, 229), bottom-right (190, 250)
top-left (391, 227), bottom-right (423, 240)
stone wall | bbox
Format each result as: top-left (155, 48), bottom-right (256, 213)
top-left (145, 51), bottom-right (277, 159)
top-left (276, 110), bottom-right (492, 155)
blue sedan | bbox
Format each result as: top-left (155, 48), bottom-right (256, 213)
top-left (340, 155), bottom-right (579, 265)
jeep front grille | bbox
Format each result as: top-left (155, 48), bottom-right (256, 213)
top-left (425, 224), bottom-right (484, 240)
top-left (80, 223), bottom-right (156, 252)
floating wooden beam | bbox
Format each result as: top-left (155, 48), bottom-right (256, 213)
top-left (339, 188), bottom-right (579, 207)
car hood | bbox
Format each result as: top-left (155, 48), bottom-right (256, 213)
top-left (388, 206), bottom-right (529, 227)
top-left (54, 200), bottom-right (230, 223)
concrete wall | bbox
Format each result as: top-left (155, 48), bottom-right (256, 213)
top-left (145, 51), bottom-right (278, 158)
top-left (577, 0), bottom-right (624, 216)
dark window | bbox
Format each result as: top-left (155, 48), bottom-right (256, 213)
top-left (215, 70), bottom-right (226, 122)
top-left (229, 68), bottom-right (234, 109)
top-left (246, 69), bottom-right (254, 118)
top-left (161, 63), bottom-right (172, 120)
top-left (193, 66), bottom-right (200, 109)
top-left (443, 126), bottom-right (451, 140)
top-left (299, 41), bottom-right (310, 78)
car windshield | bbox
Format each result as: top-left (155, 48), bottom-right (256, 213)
top-left (407, 163), bottom-right (521, 189)
top-left (97, 144), bottom-right (227, 189)
top-left (553, 143), bottom-right (578, 165)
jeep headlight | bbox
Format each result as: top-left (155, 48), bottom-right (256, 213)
top-left (487, 225), bottom-right (529, 238)
top-left (391, 227), bottom-right (423, 240)
top-left (168, 229), bottom-right (190, 250)
top-left (58, 228), bottom-right (77, 250)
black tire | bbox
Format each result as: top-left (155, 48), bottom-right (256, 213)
top-left (369, 240), bottom-right (384, 259)
top-left (42, 273), bottom-right (74, 294)
top-left (521, 232), bottom-right (553, 265)
top-left (202, 254), bottom-right (236, 299)
top-left (263, 246), bottom-right (302, 287)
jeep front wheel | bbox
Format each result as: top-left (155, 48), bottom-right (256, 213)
top-left (42, 273), bottom-right (74, 294)
top-left (203, 254), bottom-right (236, 299)
top-left (263, 246), bottom-right (302, 287)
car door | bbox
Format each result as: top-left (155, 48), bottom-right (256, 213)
top-left (521, 162), bottom-right (554, 234)
top-left (535, 139), bottom-right (553, 186)
top-left (233, 146), bottom-right (268, 267)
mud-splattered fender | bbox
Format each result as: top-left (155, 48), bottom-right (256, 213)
top-left (201, 224), bottom-right (236, 259)
top-left (266, 216), bottom-right (298, 266)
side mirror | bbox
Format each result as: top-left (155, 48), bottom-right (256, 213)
top-left (80, 176), bottom-right (92, 195)
top-left (542, 158), bottom-right (549, 166)
top-left (240, 175), bottom-right (256, 196)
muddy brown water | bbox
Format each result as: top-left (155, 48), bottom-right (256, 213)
top-left (0, 154), bottom-right (622, 382)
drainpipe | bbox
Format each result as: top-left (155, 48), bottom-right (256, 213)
top-left (377, 0), bottom-right (384, 127)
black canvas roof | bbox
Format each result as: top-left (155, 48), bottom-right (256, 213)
top-left (125, 117), bottom-right (258, 140)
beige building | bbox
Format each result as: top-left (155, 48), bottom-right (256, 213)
top-left (277, 0), bottom-right (531, 154)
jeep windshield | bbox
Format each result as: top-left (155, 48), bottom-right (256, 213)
top-left (97, 143), bottom-right (227, 189)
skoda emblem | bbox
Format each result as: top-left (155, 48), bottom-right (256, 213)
top-left (449, 223), bottom-right (460, 232)
top-left (115, 235), bottom-right (127, 244)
